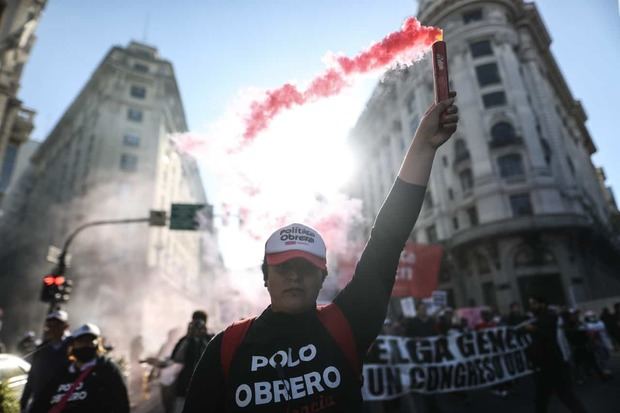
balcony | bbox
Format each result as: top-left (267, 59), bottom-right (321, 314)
top-left (10, 106), bottom-right (35, 144)
top-left (489, 135), bottom-right (523, 149)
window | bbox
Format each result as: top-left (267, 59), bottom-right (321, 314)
top-left (409, 116), bottom-right (419, 135)
top-left (497, 153), bottom-right (524, 178)
top-left (470, 40), bottom-right (493, 58)
top-left (460, 168), bottom-right (474, 192)
top-left (130, 85), bottom-right (146, 99)
top-left (123, 133), bottom-right (140, 147)
top-left (463, 9), bottom-right (483, 23)
top-left (424, 191), bottom-right (434, 209)
top-left (452, 216), bottom-right (459, 230)
top-left (0, 143), bottom-right (18, 191)
top-left (510, 193), bottom-right (533, 216)
top-left (392, 120), bottom-right (402, 133)
top-left (482, 282), bottom-right (497, 307)
top-left (490, 122), bottom-right (518, 147)
top-left (133, 63), bottom-right (149, 73)
top-left (475, 63), bottom-right (501, 87)
top-left (448, 188), bottom-right (454, 200)
top-left (406, 92), bottom-right (416, 114)
top-left (467, 206), bottom-right (479, 226)
top-left (442, 156), bottom-right (448, 167)
top-left (426, 225), bottom-right (438, 243)
top-left (567, 156), bottom-right (576, 176)
top-left (120, 154), bottom-right (138, 172)
top-left (127, 108), bottom-right (143, 122)
top-left (454, 139), bottom-right (470, 163)
top-left (482, 91), bottom-right (506, 108)
top-left (540, 138), bottom-right (552, 164)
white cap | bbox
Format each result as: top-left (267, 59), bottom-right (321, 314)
top-left (46, 310), bottom-right (68, 323)
top-left (265, 223), bottom-right (327, 270)
top-left (71, 323), bottom-right (101, 339)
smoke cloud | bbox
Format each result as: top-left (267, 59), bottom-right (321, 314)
top-left (242, 17), bottom-right (441, 141)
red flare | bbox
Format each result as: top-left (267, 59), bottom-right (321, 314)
top-left (243, 17), bottom-right (442, 141)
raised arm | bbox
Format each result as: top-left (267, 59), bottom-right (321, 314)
top-left (334, 92), bottom-right (458, 354)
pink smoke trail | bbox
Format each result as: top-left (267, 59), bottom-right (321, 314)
top-left (243, 17), bottom-right (442, 140)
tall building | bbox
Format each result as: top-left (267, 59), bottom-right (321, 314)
top-left (0, 0), bottom-right (46, 198)
top-left (0, 41), bottom-right (221, 352)
top-left (348, 0), bottom-right (620, 310)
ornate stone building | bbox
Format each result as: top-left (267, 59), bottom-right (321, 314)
top-left (349, 0), bottom-right (620, 310)
top-left (0, 41), bottom-right (221, 352)
top-left (0, 0), bottom-right (46, 198)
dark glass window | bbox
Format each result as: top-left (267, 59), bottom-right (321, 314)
top-left (454, 139), bottom-right (470, 163)
top-left (130, 85), bottom-right (146, 99)
top-left (120, 154), bottom-right (138, 172)
top-left (123, 133), bottom-right (140, 147)
top-left (467, 206), bottom-right (479, 226)
top-left (540, 138), bottom-right (552, 164)
top-left (463, 9), bottom-right (483, 23)
top-left (476, 63), bottom-right (501, 87)
top-left (482, 91), bottom-right (507, 108)
top-left (448, 188), bottom-right (454, 200)
top-left (127, 108), bottom-right (143, 122)
top-left (470, 40), bottom-right (493, 58)
top-left (406, 92), bottom-right (416, 114)
top-left (490, 122), bottom-right (517, 147)
top-left (460, 168), bottom-right (474, 192)
top-left (567, 156), bottom-right (576, 176)
top-left (498, 153), bottom-right (524, 178)
top-left (510, 193), bottom-right (533, 216)
top-left (133, 63), bottom-right (149, 73)
top-left (426, 225), bottom-right (438, 243)
top-left (452, 216), bottom-right (459, 230)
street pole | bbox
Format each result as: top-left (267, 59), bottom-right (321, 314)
top-left (47, 217), bottom-right (150, 313)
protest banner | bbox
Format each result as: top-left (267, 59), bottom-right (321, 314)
top-left (362, 326), bottom-right (533, 400)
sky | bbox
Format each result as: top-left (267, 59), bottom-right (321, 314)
top-left (17, 0), bottom-right (620, 267)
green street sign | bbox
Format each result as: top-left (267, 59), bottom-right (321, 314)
top-left (169, 203), bottom-right (206, 230)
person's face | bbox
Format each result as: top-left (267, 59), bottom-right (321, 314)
top-left (529, 298), bottom-right (542, 313)
top-left (510, 304), bottom-right (520, 314)
top-left (73, 335), bottom-right (98, 350)
top-left (417, 304), bottom-right (428, 318)
top-left (266, 258), bottom-right (324, 314)
top-left (44, 319), bottom-right (67, 341)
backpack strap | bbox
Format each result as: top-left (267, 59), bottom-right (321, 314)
top-left (317, 304), bottom-right (360, 378)
top-left (221, 317), bottom-right (255, 382)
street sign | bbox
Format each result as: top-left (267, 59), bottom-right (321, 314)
top-left (46, 246), bottom-right (71, 267)
top-left (149, 210), bottom-right (167, 227)
top-left (169, 203), bottom-right (205, 230)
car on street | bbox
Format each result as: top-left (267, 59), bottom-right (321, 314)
top-left (0, 354), bottom-right (31, 401)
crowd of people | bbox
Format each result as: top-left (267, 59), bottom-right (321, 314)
top-left (374, 298), bottom-right (618, 413)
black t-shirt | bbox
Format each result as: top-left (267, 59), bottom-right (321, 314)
top-left (171, 334), bottom-right (213, 396)
top-left (30, 356), bottom-right (130, 413)
top-left (21, 340), bottom-right (70, 409)
top-left (182, 179), bottom-right (426, 413)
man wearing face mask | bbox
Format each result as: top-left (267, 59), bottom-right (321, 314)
top-left (30, 323), bottom-right (130, 413)
top-left (21, 310), bottom-right (70, 412)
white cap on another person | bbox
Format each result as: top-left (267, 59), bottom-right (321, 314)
top-left (72, 323), bottom-right (101, 339)
top-left (265, 223), bottom-right (327, 270)
top-left (46, 310), bottom-right (68, 323)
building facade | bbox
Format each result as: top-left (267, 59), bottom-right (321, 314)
top-left (0, 41), bottom-right (221, 352)
top-left (348, 0), bottom-right (620, 311)
top-left (0, 0), bottom-right (45, 198)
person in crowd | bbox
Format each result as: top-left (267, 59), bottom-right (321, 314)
top-left (503, 302), bottom-right (528, 327)
top-left (603, 305), bottom-right (620, 349)
top-left (474, 308), bottom-right (496, 330)
top-left (170, 311), bottom-right (213, 413)
top-left (17, 331), bottom-right (38, 361)
top-left (405, 302), bottom-right (442, 413)
top-left (144, 328), bottom-right (183, 413)
top-left (30, 323), bottom-right (129, 413)
top-left (526, 297), bottom-right (588, 413)
top-left (128, 335), bottom-right (145, 408)
top-left (562, 309), bottom-right (606, 384)
top-left (182, 93), bottom-right (459, 412)
top-left (403, 301), bottom-right (436, 338)
top-left (583, 310), bottom-right (613, 379)
top-left (435, 307), bottom-right (462, 336)
top-left (20, 310), bottom-right (71, 412)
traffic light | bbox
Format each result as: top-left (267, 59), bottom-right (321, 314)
top-left (40, 274), bottom-right (72, 303)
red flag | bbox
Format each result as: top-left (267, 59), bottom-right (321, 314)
top-left (392, 242), bottom-right (443, 298)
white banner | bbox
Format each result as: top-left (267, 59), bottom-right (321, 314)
top-left (362, 326), bottom-right (533, 400)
